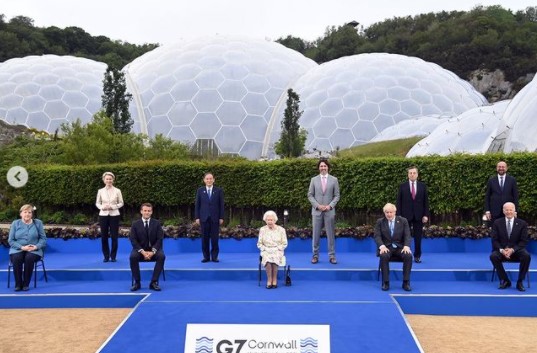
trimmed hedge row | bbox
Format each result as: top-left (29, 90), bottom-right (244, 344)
top-left (3, 153), bottom-right (537, 218)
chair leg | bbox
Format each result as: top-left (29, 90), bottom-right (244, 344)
top-left (34, 261), bottom-right (37, 288)
top-left (491, 267), bottom-right (495, 282)
top-left (41, 260), bottom-right (48, 282)
top-left (162, 267), bottom-right (166, 281)
top-left (7, 264), bottom-right (11, 288)
top-left (377, 262), bottom-right (381, 281)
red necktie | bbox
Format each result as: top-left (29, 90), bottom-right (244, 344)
top-left (411, 182), bottom-right (416, 200)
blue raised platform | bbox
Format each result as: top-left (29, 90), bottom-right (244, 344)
top-left (0, 237), bottom-right (535, 353)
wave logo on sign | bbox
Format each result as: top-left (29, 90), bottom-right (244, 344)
top-left (300, 337), bottom-right (318, 353)
top-left (195, 336), bottom-right (213, 353)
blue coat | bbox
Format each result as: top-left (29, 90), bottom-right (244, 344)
top-left (8, 219), bottom-right (47, 257)
top-left (195, 186), bottom-right (225, 222)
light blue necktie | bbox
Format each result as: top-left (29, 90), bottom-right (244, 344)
top-left (390, 221), bottom-right (397, 248)
top-left (208, 188), bottom-right (212, 200)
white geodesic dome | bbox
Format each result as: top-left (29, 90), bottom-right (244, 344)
top-left (123, 36), bottom-right (317, 159)
top-left (407, 100), bottom-right (510, 156)
top-left (502, 75), bottom-right (537, 152)
top-left (371, 114), bottom-right (451, 142)
top-left (270, 53), bottom-right (488, 153)
top-left (0, 55), bottom-right (106, 133)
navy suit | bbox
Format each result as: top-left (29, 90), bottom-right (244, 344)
top-left (195, 186), bottom-right (225, 260)
top-left (396, 180), bottom-right (429, 258)
top-left (489, 217), bottom-right (531, 283)
top-left (484, 174), bottom-right (519, 220)
top-left (129, 218), bottom-right (165, 283)
top-left (374, 216), bottom-right (413, 283)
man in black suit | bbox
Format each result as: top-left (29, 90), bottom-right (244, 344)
top-left (396, 166), bottom-right (429, 263)
top-left (485, 161), bottom-right (519, 222)
top-left (374, 203), bottom-right (413, 291)
top-left (195, 172), bottom-right (225, 263)
top-left (129, 203), bottom-right (165, 291)
top-left (490, 202), bottom-right (531, 292)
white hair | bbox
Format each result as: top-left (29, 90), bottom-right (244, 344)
top-left (263, 210), bottom-right (278, 222)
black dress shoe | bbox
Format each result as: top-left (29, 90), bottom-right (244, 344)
top-left (130, 283), bottom-right (141, 291)
top-left (22, 286), bottom-right (30, 291)
top-left (212, 258), bottom-right (220, 263)
top-left (201, 258), bottom-right (210, 263)
top-left (111, 259), bottom-right (117, 262)
top-left (272, 284), bottom-right (278, 289)
top-left (382, 282), bottom-right (390, 291)
top-left (266, 284), bottom-right (273, 289)
top-left (516, 281), bottom-right (526, 292)
top-left (149, 282), bottom-right (161, 291)
top-left (103, 258), bottom-right (109, 263)
top-left (499, 280), bottom-right (512, 289)
top-left (414, 257), bottom-right (422, 263)
top-left (402, 281), bottom-right (412, 292)
top-left (14, 286), bottom-right (22, 292)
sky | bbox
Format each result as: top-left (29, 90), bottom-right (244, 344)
top-left (2, 0), bottom-right (533, 45)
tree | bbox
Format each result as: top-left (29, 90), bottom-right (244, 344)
top-left (274, 89), bottom-right (307, 158)
top-left (101, 67), bottom-right (133, 134)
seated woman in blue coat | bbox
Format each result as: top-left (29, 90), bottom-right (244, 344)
top-left (8, 204), bottom-right (47, 291)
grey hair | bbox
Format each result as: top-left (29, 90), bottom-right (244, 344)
top-left (263, 210), bottom-right (278, 222)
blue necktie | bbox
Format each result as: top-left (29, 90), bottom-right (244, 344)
top-left (208, 188), bottom-right (212, 200)
top-left (390, 221), bottom-right (397, 248)
top-left (500, 176), bottom-right (504, 191)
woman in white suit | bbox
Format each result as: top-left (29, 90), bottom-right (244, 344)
top-left (257, 210), bottom-right (288, 289)
top-left (96, 172), bottom-right (124, 262)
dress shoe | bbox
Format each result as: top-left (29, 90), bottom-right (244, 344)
top-left (14, 286), bottom-right (22, 292)
top-left (201, 258), bottom-right (210, 263)
top-left (149, 282), bottom-right (161, 291)
top-left (402, 281), bottom-right (412, 292)
top-left (311, 256), bottom-right (319, 264)
top-left (329, 257), bottom-right (337, 264)
top-left (414, 257), bottom-right (422, 263)
top-left (272, 284), bottom-right (278, 289)
top-left (111, 259), bottom-right (117, 262)
top-left (382, 282), bottom-right (390, 291)
top-left (212, 258), bottom-right (219, 263)
top-left (266, 284), bottom-right (273, 289)
top-left (103, 258), bottom-right (109, 263)
top-left (498, 280), bottom-right (512, 289)
top-left (130, 283), bottom-right (141, 291)
top-left (516, 281), bottom-right (526, 292)
top-left (22, 286), bottom-right (29, 291)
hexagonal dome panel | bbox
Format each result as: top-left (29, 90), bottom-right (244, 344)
top-left (407, 101), bottom-right (510, 156)
top-left (0, 55), bottom-right (106, 131)
top-left (272, 53), bottom-right (487, 154)
top-left (124, 36), bottom-right (317, 159)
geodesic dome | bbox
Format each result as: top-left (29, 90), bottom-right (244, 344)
top-left (0, 55), bottom-right (106, 133)
top-left (371, 114), bottom-right (451, 142)
top-left (123, 36), bottom-right (317, 159)
top-left (407, 100), bottom-right (510, 157)
top-left (270, 53), bottom-right (487, 153)
top-left (502, 75), bottom-right (537, 152)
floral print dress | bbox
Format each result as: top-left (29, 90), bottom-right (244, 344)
top-left (257, 225), bottom-right (288, 266)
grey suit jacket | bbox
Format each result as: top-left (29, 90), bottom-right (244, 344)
top-left (308, 174), bottom-right (340, 216)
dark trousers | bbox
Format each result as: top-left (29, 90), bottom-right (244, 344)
top-left (379, 248), bottom-right (413, 283)
top-left (409, 219), bottom-right (424, 258)
top-left (130, 250), bottom-right (166, 283)
top-left (200, 218), bottom-right (220, 260)
top-left (10, 252), bottom-right (41, 288)
top-left (99, 215), bottom-right (120, 260)
top-left (490, 249), bottom-right (531, 282)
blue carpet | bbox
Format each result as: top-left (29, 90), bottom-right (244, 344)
top-left (0, 239), bottom-right (534, 353)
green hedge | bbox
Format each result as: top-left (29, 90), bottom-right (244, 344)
top-left (3, 153), bottom-right (536, 218)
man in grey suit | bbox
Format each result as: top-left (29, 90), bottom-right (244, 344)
top-left (374, 203), bottom-right (413, 291)
top-left (308, 159), bottom-right (340, 264)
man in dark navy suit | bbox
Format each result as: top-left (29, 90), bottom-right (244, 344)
top-left (129, 203), bottom-right (165, 291)
top-left (485, 161), bottom-right (519, 221)
top-left (374, 203), bottom-right (413, 292)
top-left (195, 172), bottom-right (225, 263)
top-left (490, 202), bottom-right (531, 292)
top-left (396, 166), bottom-right (429, 263)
